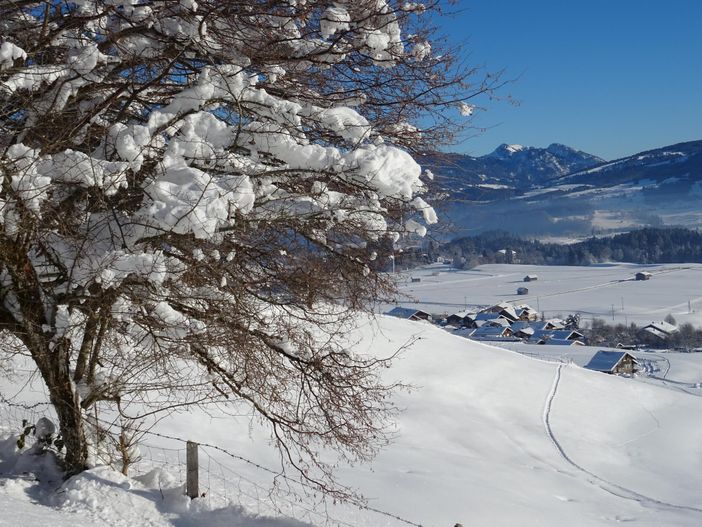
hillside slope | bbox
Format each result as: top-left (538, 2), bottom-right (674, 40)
top-left (2, 316), bottom-right (702, 526)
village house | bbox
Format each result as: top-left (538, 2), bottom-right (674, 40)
top-left (467, 312), bottom-right (512, 328)
top-left (510, 320), bottom-right (554, 333)
top-left (530, 329), bottom-right (585, 344)
top-left (514, 305), bottom-right (539, 321)
top-left (641, 321), bottom-right (678, 340)
top-left (523, 275), bottom-right (538, 282)
top-left (385, 307), bottom-right (432, 322)
top-left (465, 326), bottom-right (518, 341)
top-left (544, 318), bottom-right (566, 330)
top-left (543, 339), bottom-right (585, 347)
top-left (584, 351), bottom-right (639, 374)
top-left (445, 310), bottom-right (475, 327)
top-left (635, 271), bottom-right (653, 281)
top-left (482, 302), bottom-right (519, 322)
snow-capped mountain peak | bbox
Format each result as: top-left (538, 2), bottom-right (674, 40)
top-left (485, 143), bottom-right (527, 158)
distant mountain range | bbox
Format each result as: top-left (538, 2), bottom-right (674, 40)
top-left (423, 140), bottom-right (702, 240)
top-left (421, 143), bottom-right (604, 198)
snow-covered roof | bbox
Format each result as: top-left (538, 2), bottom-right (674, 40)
top-left (584, 351), bottom-right (637, 372)
top-left (473, 312), bottom-right (509, 322)
top-left (468, 326), bottom-right (518, 341)
top-left (511, 320), bottom-right (552, 331)
top-left (500, 305), bottom-right (519, 320)
top-left (543, 339), bottom-right (584, 346)
top-left (515, 304), bottom-right (536, 311)
top-left (515, 306), bottom-right (537, 316)
top-left (545, 318), bottom-right (565, 329)
top-left (470, 326), bottom-right (511, 337)
top-left (643, 321), bottom-right (678, 335)
top-left (385, 307), bottom-right (429, 320)
top-left (529, 329), bottom-right (582, 342)
top-left (448, 310), bottom-right (475, 319)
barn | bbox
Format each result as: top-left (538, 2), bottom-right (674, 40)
top-left (385, 307), bottom-right (432, 322)
top-left (446, 310), bottom-right (475, 327)
top-left (584, 351), bottom-right (638, 375)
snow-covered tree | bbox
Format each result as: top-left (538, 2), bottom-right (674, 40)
top-left (0, 0), bottom-right (498, 486)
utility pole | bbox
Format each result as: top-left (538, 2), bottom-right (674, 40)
top-left (611, 304), bottom-right (615, 321)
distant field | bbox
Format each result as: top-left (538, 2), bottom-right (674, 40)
top-left (390, 262), bottom-right (702, 327)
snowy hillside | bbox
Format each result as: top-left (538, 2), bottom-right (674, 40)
top-left (3, 314), bottom-right (702, 526)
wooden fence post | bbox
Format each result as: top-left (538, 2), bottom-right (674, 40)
top-left (186, 441), bottom-right (199, 499)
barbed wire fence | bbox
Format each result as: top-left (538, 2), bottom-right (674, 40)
top-left (0, 395), bottom-right (425, 527)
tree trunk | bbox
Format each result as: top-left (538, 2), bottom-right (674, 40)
top-left (48, 377), bottom-right (89, 476)
top-left (30, 338), bottom-right (89, 476)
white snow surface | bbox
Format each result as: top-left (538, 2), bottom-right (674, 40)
top-left (3, 313), bottom-right (702, 525)
top-left (395, 262), bottom-right (702, 327)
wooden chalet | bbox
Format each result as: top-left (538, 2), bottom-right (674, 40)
top-left (543, 339), bottom-right (585, 347)
top-left (515, 305), bottom-right (539, 321)
top-left (446, 310), bottom-right (475, 327)
top-left (385, 307), bottom-right (432, 322)
top-left (467, 326), bottom-right (517, 341)
top-left (530, 329), bottom-right (585, 344)
top-left (641, 321), bottom-right (678, 340)
top-left (468, 312), bottom-right (512, 328)
top-left (482, 302), bottom-right (519, 322)
top-left (584, 351), bottom-right (638, 375)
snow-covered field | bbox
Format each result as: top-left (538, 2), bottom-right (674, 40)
top-left (392, 262), bottom-right (702, 326)
top-left (3, 315), bottom-right (702, 525)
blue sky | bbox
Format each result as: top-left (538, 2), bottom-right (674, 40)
top-left (439, 1), bottom-right (702, 160)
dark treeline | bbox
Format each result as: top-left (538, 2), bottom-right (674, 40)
top-left (441, 228), bottom-right (702, 268)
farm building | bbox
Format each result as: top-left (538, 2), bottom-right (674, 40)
top-left (446, 310), bottom-right (475, 327)
top-left (386, 307), bottom-right (432, 322)
top-left (465, 326), bottom-right (516, 341)
top-left (517, 287), bottom-right (529, 295)
top-left (543, 339), bottom-right (585, 347)
top-left (544, 318), bottom-right (566, 330)
top-left (530, 329), bottom-right (585, 344)
top-left (468, 312), bottom-right (512, 328)
top-left (511, 320), bottom-right (562, 333)
top-left (635, 271), bottom-right (652, 281)
top-left (523, 275), bottom-right (538, 282)
top-left (515, 305), bottom-right (539, 321)
top-left (512, 326), bottom-right (535, 339)
top-left (482, 302), bottom-right (519, 321)
top-left (584, 351), bottom-right (638, 374)
top-left (641, 321), bottom-right (678, 340)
